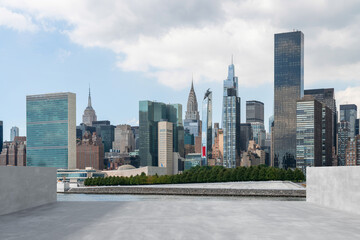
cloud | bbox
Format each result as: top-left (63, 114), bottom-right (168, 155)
top-left (1, 0), bottom-right (360, 90)
top-left (0, 7), bottom-right (38, 32)
top-left (336, 87), bottom-right (360, 118)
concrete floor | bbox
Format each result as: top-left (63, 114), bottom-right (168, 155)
top-left (1, 200), bottom-right (360, 240)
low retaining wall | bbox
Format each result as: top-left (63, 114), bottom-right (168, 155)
top-left (68, 186), bottom-right (305, 197)
top-left (307, 166), bottom-right (360, 214)
top-left (0, 166), bottom-right (56, 216)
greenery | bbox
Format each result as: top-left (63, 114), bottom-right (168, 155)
top-left (84, 165), bottom-right (305, 186)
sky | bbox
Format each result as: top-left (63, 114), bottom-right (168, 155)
top-left (1, 0), bottom-right (360, 141)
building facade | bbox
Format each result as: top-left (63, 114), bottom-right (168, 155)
top-left (273, 30), bottom-right (304, 169)
top-left (10, 126), bottom-right (19, 142)
top-left (246, 100), bottom-right (264, 124)
top-left (0, 137), bottom-right (26, 166)
top-left (184, 80), bottom-right (201, 139)
top-left (26, 93), bottom-right (76, 169)
top-left (240, 123), bottom-right (253, 152)
top-left (158, 121), bottom-right (173, 175)
top-left (0, 121), bottom-right (3, 154)
top-left (296, 96), bottom-right (322, 172)
top-left (92, 121), bottom-right (115, 153)
top-left (202, 89), bottom-right (213, 166)
top-left (222, 62), bottom-right (241, 168)
top-left (340, 104), bottom-right (357, 138)
top-left (76, 132), bottom-right (104, 170)
top-left (337, 121), bottom-right (350, 166)
top-left (345, 135), bottom-right (360, 166)
top-left (82, 87), bottom-right (97, 126)
top-left (112, 124), bottom-right (135, 154)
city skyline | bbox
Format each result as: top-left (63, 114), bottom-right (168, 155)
top-left (1, 1), bottom-right (360, 141)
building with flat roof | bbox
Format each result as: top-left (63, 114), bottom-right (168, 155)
top-left (340, 104), bottom-right (357, 138)
top-left (26, 92), bottom-right (76, 169)
top-left (10, 127), bottom-right (19, 142)
top-left (158, 121), bottom-right (173, 175)
top-left (273, 30), bottom-right (304, 169)
top-left (246, 100), bottom-right (264, 124)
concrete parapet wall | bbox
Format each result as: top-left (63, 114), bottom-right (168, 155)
top-left (68, 186), bottom-right (305, 197)
top-left (307, 166), bottom-right (360, 214)
top-left (0, 166), bottom-right (56, 215)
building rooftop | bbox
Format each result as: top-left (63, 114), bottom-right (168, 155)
top-left (1, 200), bottom-right (360, 239)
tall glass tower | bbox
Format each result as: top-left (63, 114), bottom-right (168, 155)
top-left (340, 104), bottom-right (357, 138)
top-left (222, 61), bottom-right (241, 168)
top-left (201, 89), bottom-right (212, 166)
top-left (273, 31), bottom-right (304, 169)
top-left (26, 93), bottom-right (76, 169)
top-left (0, 121), bottom-right (3, 154)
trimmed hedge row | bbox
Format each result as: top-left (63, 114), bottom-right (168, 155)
top-left (84, 165), bottom-right (305, 186)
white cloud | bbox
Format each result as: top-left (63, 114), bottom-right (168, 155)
top-left (336, 87), bottom-right (360, 118)
top-left (1, 0), bottom-right (360, 90)
top-left (57, 48), bottom-right (71, 62)
top-left (0, 7), bottom-right (38, 32)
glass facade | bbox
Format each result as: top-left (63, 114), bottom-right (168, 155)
top-left (240, 123), bottom-right (253, 151)
top-left (184, 153), bottom-right (201, 170)
top-left (246, 100), bottom-right (264, 124)
top-left (139, 101), bottom-right (184, 166)
top-left (296, 98), bottom-right (322, 173)
top-left (337, 121), bottom-right (350, 166)
top-left (340, 104), bottom-right (357, 138)
top-left (250, 122), bottom-right (265, 147)
top-left (26, 93), bottom-right (76, 168)
top-left (92, 121), bottom-right (115, 153)
top-left (202, 90), bottom-right (212, 166)
top-left (274, 31), bottom-right (304, 169)
top-left (222, 63), bottom-right (241, 168)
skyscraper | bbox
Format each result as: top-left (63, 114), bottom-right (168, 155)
top-left (304, 88), bottom-right (337, 150)
top-left (112, 124), bottom-right (135, 154)
top-left (76, 132), bottom-right (104, 170)
top-left (202, 89), bottom-right (212, 166)
top-left (246, 101), bottom-right (264, 124)
top-left (158, 121), bottom-right (173, 175)
top-left (337, 121), bottom-right (350, 166)
top-left (92, 120), bottom-right (115, 153)
top-left (296, 96), bottom-right (323, 172)
top-left (184, 80), bottom-right (201, 139)
top-left (82, 87), bottom-right (97, 126)
top-left (139, 101), bottom-right (183, 167)
top-left (273, 30), bottom-right (304, 169)
top-left (26, 93), bottom-right (76, 169)
top-left (240, 123), bottom-right (253, 152)
top-left (340, 104), bottom-right (357, 138)
top-left (10, 126), bottom-right (19, 142)
top-left (222, 61), bottom-right (241, 168)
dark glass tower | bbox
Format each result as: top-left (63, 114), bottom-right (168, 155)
top-left (340, 104), bottom-right (357, 138)
top-left (246, 100), bottom-right (264, 124)
top-left (92, 121), bottom-right (115, 153)
top-left (273, 31), bottom-right (304, 169)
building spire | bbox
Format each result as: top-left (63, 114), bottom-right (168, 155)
top-left (88, 84), bottom-right (92, 108)
top-left (191, 74), bottom-right (194, 90)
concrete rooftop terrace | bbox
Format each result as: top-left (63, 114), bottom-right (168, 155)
top-left (1, 200), bottom-right (360, 240)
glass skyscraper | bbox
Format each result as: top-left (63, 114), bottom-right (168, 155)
top-left (273, 31), bottom-right (304, 169)
top-left (202, 89), bottom-right (212, 166)
top-left (92, 121), bottom-right (115, 153)
top-left (222, 62), bottom-right (241, 168)
top-left (340, 104), bottom-right (357, 138)
top-left (139, 101), bottom-right (184, 166)
top-left (26, 93), bottom-right (76, 169)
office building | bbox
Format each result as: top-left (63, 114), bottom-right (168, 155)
top-left (10, 127), bottom-right (19, 142)
top-left (305, 88), bottom-right (337, 150)
top-left (222, 61), bottom-right (241, 168)
top-left (345, 135), bottom-right (360, 166)
top-left (184, 80), bottom-right (201, 139)
top-left (212, 128), bottom-right (223, 164)
top-left (131, 126), bottom-right (140, 150)
top-left (26, 92), bottom-right (76, 168)
top-left (337, 121), bottom-right (350, 166)
top-left (273, 30), bottom-right (304, 169)
top-left (340, 104), bottom-right (357, 138)
top-left (296, 96), bottom-right (323, 172)
top-left (92, 121), bottom-right (115, 153)
top-left (76, 132), bottom-right (104, 170)
top-left (240, 123), bottom-right (253, 152)
top-left (356, 119), bottom-right (359, 136)
top-left (76, 123), bottom-right (96, 140)
top-left (112, 124), bottom-right (135, 154)
top-left (250, 122), bottom-right (265, 147)
top-left (269, 116), bottom-right (274, 135)
top-left (139, 101), bottom-right (184, 167)
top-left (184, 153), bottom-right (202, 170)
top-left (0, 136), bottom-right (26, 166)
top-left (246, 101), bottom-right (264, 124)
top-left (82, 87), bottom-right (97, 126)
top-left (202, 89), bottom-right (213, 166)
top-left (158, 121), bottom-right (173, 175)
